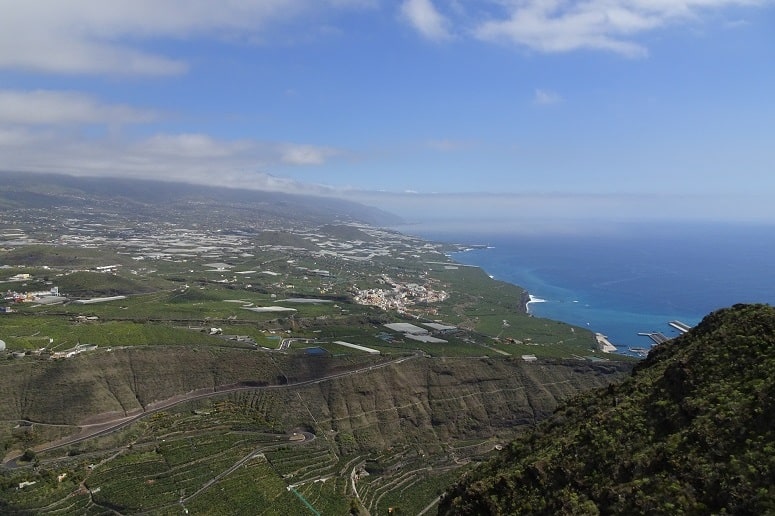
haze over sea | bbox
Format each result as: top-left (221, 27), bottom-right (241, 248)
top-left (412, 222), bottom-right (775, 354)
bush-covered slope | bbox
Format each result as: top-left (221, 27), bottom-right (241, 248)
top-left (440, 303), bottom-right (775, 515)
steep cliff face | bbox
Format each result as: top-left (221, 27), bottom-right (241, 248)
top-left (0, 348), bottom-right (384, 425)
top-left (0, 348), bottom-right (629, 453)
top-left (231, 357), bottom-right (630, 454)
top-left (440, 304), bottom-right (775, 515)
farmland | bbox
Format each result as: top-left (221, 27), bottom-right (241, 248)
top-left (0, 175), bottom-right (635, 514)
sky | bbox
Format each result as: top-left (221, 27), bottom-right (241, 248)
top-left (0, 0), bottom-right (774, 233)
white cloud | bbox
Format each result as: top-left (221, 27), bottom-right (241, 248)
top-left (0, 128), bottom-right (41, 147)
top-left (0, 90), bottom-right (157, 126)
top-left (0, 86), bottom-right (341, 189)
top-left (0, 0), bottom-right (371, 75)
top-left (724, 18), bottom-right (751, 28)
top-left (0, 127), bottom-right (342, 189)
top-left (280, 144), bottom-right (340, 165)
top-left (139, 133), bottom-right (252, 159)
top-left (473, 0), bottom-right (768, 57)
top-left (0, 0), bottom-right (765, 75)
top-left (534, 88), bottom-right (563, 105)
top-left (400, 0), bottom-right (453, 41)
top-left (3, 128), bottom-right (773, 226)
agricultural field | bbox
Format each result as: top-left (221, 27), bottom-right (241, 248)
top-left (0, 193), bottom-right (634, 514)
top-left (0, 387), bottom-right (497, 514)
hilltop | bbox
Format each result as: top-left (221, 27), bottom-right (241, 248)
top-left (440, 303), bottom-right (775, 515)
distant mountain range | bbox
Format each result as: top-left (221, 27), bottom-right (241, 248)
top-left (440, 303), bottom-right (775, 515)
top-left (0, 171), bottom-right (403, 227)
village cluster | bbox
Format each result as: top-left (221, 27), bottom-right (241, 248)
top-left (354, 274), bottom-right (449, 313)
top-left (1, 278), bottom-right (62, 311)
top-left (0, 204), bottom-right (472, 360)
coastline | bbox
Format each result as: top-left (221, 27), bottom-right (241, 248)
top-left (524, 293), bottom-right (547, 314)
top-left (426, 226), bottom-right (775, 353)
top-left (528, 296), bottom-right (619, 353)
top-left (442, 237), bottom-right (684, 354)
top-left (446, 241), bottom-right (632, 354)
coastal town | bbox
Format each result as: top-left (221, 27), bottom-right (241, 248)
top-left (353, 274), bottom-right (449, 313)
top-left (0, 169), bottom-right (640, 370)
top-left (0, 175), bottom-right (639, 516)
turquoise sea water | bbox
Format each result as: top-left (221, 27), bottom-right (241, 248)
top-left (413, 222), bottom-right (775, 354)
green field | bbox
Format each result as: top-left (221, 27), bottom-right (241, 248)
top-left (0, 221), bottom-right (634, 514)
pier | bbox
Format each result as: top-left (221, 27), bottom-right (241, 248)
top-left (635, 320), bottom-right (694, 348)
top-left (638, 332), bottom-right (669, 345)
top-left (669, 320), bottom-right (692, 334)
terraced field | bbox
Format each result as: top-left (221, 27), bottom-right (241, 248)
top-left (1, 195), bottom-right (635, 513)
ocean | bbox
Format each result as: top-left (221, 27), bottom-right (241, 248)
top-left (412, 222), bottom-right (775, 355)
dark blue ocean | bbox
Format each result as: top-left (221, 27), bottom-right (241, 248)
top-left (411, 222), bottom-right (775, 354)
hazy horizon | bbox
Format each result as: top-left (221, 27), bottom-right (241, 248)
top-left (1, 1), bottom-right (773, 229)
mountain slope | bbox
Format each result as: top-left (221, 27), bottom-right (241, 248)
top-left (0, 350), bottom-right (630, 436)
top-left (0, 171), bottom-right (402, 226)
top-left (439, 303), bottom-right (775, 515)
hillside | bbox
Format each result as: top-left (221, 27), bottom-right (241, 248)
top-left (0, 350), bottom-right (630, 514)
top-left (439, 303), bottom-right (775, 515)
top-left (0, 171), bottom-right (402, 227)
top-left (0, 173), bottom-right (637, 514)
top-left (0, 350), bottom-right (630, 435)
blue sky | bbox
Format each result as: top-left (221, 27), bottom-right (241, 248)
top-left (0, 0), bottom-right (773, 231)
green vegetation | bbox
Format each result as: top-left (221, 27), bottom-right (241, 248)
top-left (0, 235), bottom-right (611, 359)
top-left (0, 350), bottom-right (629, 513)
top-left (375, 467), bottom-right (469, 514)
top-left (440, 303), bottom-right (775, 515)
top-left (0, 245), bottom-right (132, 268)
top-left (0, 316), bottom-right (221, 349)
top-left (0, 175), bottom-right (637, 514)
